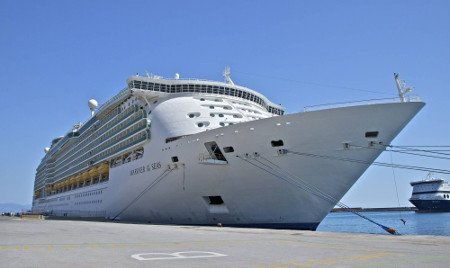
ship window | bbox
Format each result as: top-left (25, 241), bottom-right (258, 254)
top-left (223, 146), bottom-right (234, 153)
top-left (209, 106), bottom-right (214, 109)
top-left (207, 195), bottom-right (224, 205)
top-left (188, 112), bottom-right (200, 118)
top-left (210, 113), bottom-right (215, 117)
top-left (271, 140), bottom-right (284, 147)
top-left (197, 122), bottom-right (210, 127)
top-left (365, 131), bottom-right (379, 138)
top-left (171, 156), bottom-right (179, 163)
top-left (219, 114), bottom-right (224, 117)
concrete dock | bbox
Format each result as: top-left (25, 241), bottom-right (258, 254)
top-left (1, 216), bottom-right (449, 267)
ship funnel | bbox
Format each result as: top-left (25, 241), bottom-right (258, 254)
top-left (88, 99), bottom-right (98, 117)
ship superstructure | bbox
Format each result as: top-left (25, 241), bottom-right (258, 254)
top-left (33, 70), bottom-right (424, 229)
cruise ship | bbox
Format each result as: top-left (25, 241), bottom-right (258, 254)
top-left (409, 175), bottom-right (450, 212)
top-left (32, 69), bottom-right (425, 230)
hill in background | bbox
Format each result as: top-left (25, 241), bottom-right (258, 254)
top-left (0, 203), bottom-right (31, 213)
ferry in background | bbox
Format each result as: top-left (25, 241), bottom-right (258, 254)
top-left (409, 174), bottom-right (450, 212)
top-left (32, 69), bottom-right (424, 230)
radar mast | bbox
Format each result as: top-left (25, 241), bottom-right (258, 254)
top-left (223, 66), bottom-right (234, 85)
top-left (394, 73), bottom-right (413, 103)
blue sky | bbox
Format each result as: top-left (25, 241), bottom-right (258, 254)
top-left (1, 0), bottom-right (449, 207)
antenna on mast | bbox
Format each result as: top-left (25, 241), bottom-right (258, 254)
top-left (223, 66), bottom-right (234, 85)
top-left (394, 73), bottom-right (413, 102)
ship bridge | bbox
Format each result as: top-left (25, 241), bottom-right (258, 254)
top-left (126, 76), bottom-right (284, 116)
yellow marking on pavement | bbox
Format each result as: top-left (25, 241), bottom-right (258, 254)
top-left (276, 238), bottom-right (400, 253)
top-left (0, 238), bottom-right (283, 252)
top-left (268, 252), bottom-right (392, 267)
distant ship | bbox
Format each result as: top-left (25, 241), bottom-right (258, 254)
top-left (409, 174), bottom-right (450, 212)
top-left (32, 69), bottom-right (424, 230)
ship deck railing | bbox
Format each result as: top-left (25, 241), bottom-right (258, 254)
top-left (303, 96), bottom-right (422, 112)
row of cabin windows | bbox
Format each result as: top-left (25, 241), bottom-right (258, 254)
top-left (54, 111), bottom-right (145, 176)
top-left (55, 106), bottom-right (140, 168)
top-left (197, 121), bottom-right (235, 127)
top-left (61, 131), bottom-right (146, 179)
top-left (188, 113), bottom-right (243, 119)
top-left (110, 147), bottom-right (144, 168)
top-left (200, 98), bottom-right (222, 102)
top-left (209, 105), bottom-right (232, 110)
top-left (55, 105), bottom-right (139, 169)
top-left (56, 131), bottom-right (147, 181)
top-left (129, 80), bottom-right (284, 115)
top-left (75, 190), bottom-right (102, 198)
top-left (75, 200), bottom-right (102, 205)
top-left (54, 104), bottom-right (122, 162)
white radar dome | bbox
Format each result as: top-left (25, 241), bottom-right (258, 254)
top-left (44, 147), bottom-right (50, 153)
top-left (88, 99), bottom-right (98, 111)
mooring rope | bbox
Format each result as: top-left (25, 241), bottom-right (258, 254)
top-left (287, 150), bottom-right (450, 175)
top-left (237, 154), bottom-right (399, 235)
top-left (112, 167), bottom-right (173, 220)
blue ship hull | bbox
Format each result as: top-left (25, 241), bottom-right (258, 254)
top-left (410, 199), bottom-right (450, 212)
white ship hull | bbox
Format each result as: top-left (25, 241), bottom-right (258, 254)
top-left (33, 101), bottom-right (424, 230)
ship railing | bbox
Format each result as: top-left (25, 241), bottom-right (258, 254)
top-left (303, 96), bottom-right (422, 112)
top-left (136, 75), bottom-right (226, 83)
top-left (96, 87), bottom-right (131, 115)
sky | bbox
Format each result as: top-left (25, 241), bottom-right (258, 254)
top-left (1, 0), bottom-right (449, 208)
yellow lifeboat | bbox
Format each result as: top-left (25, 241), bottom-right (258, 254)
top-left (81, 171), bottom-right (89, 184)
top-left (98, 163), bottom-right (109, 174)
top-left (89, 167), bottom-right (99, 177)
top-left (74, 174), bottom-right (81, 185)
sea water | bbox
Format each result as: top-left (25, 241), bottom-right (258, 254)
top-left (317, 211), bottom-right (450, 236)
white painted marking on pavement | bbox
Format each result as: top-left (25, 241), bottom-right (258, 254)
top-left (131, 251), bottom-right (226, 261)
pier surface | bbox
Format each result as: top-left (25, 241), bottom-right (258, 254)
top-left (1, 216), bottom-right (449, 267)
